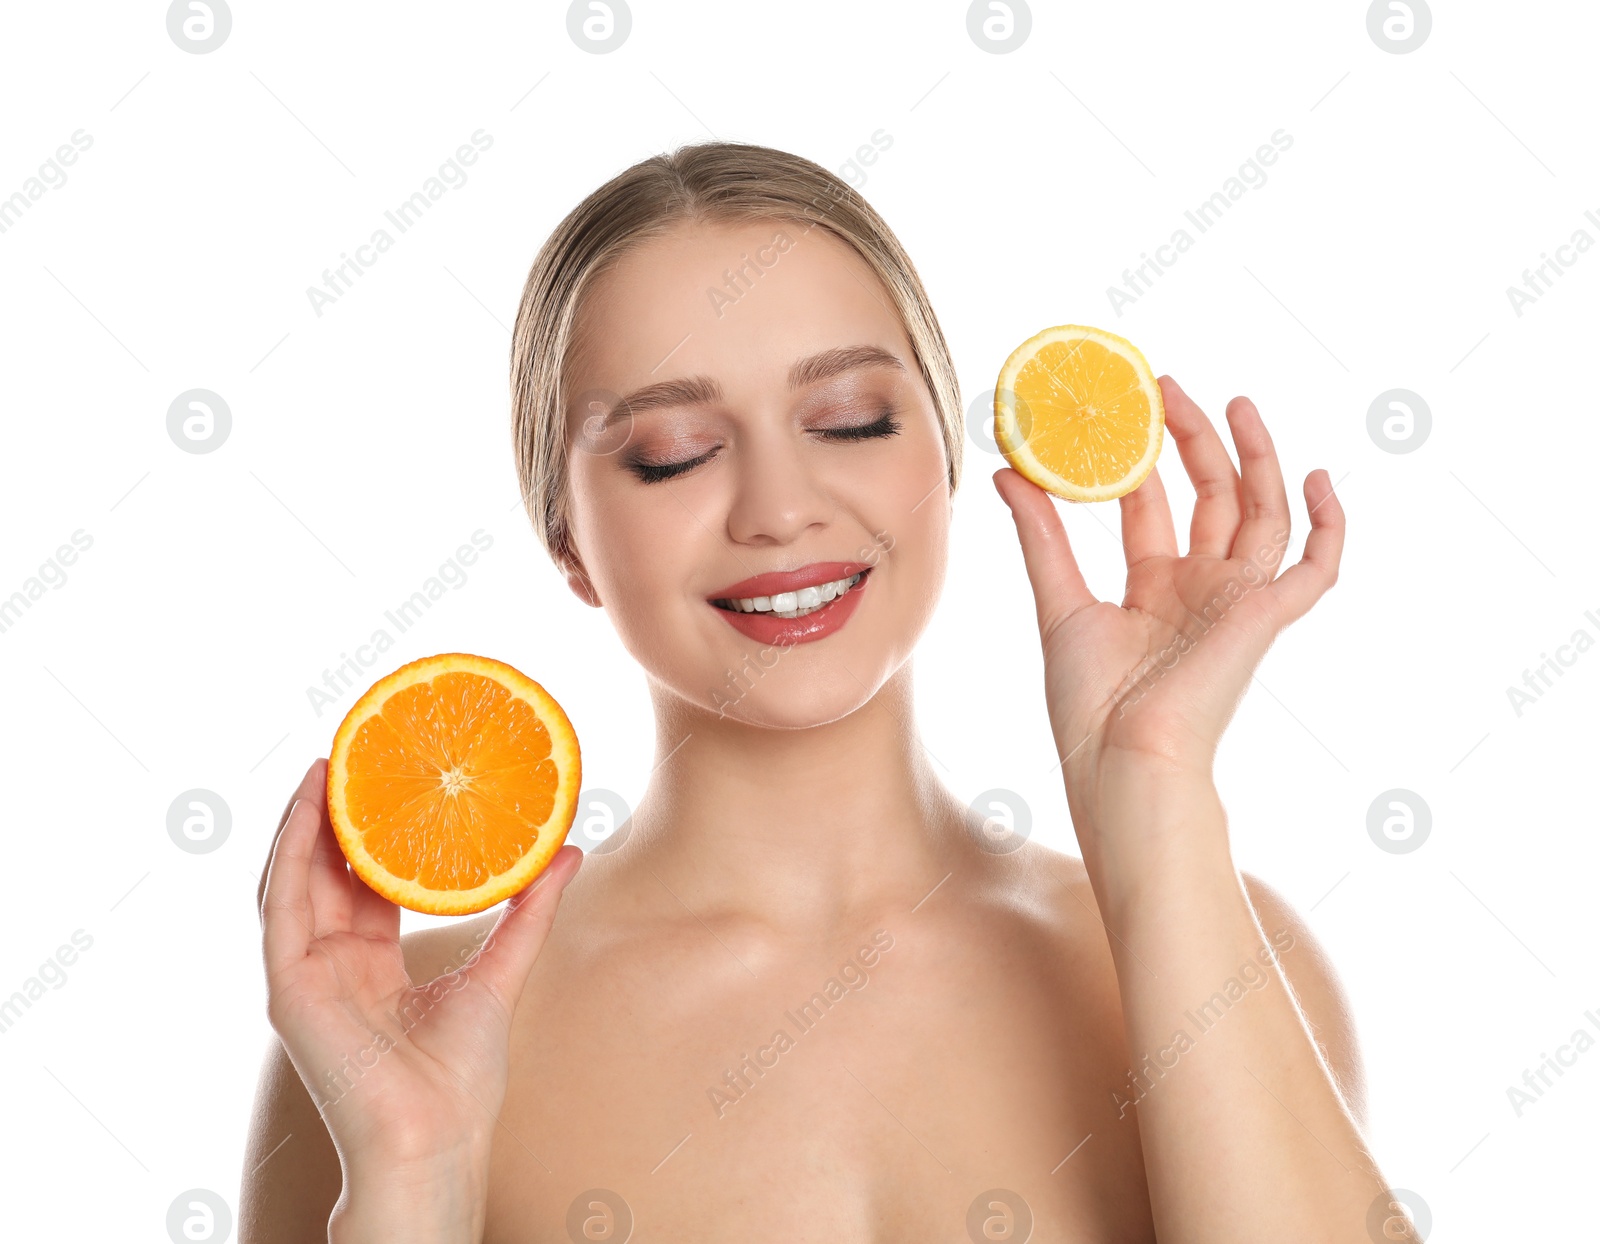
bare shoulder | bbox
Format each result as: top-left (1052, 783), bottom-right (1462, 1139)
top-left (398, 910), bottom-right (503, 981)
top-left (1001, 846), bottom-right (1368, 1129)
top-left (989, 840), bottom-right (1122, 984)
top-left (1238, 870), bottom-right (1369, 1128)
top-left (239, 1034), bottom-right (340, 1241)
top-left (237, 915), bottom-right (500, 1242)
top-left (1007, 839), bottom-right (1102, 939)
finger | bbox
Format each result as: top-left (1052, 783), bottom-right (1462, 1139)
top-left (261, 797), bottom-right (320, 975)
top-left (1266, 470), bottom-right (1345, 626)
top-left (258, 758), bottom-right (326, 913)
top-left (349, 867), bottom-right (400, 944)
top-left (1118, 462), bottom-right (1179, 568)
top-left (1224, 396), bottom-right (1293, 572)
top-left (460, 846), bottom-right (584, 1019)
top-left (992, 467), bottom-right (1097, 636)
top-left (1159, 376), bottom-right (1242, 558)
top-left (306, 799), bottom-right (356, 939)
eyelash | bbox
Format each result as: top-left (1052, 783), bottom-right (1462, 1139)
top-left (626, 409), bottom-right (903, 484)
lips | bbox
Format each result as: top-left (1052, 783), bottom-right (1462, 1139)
top-left (705, 559), bottom-right (876, 647)
top-left (706, 561), bottom-right (873, 604)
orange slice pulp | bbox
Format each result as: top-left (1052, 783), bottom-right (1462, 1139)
top-left (326, 653), bottom-right (581, 915)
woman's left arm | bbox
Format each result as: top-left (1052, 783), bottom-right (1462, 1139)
top-left (1076, 764), bottom-right (1386, 1242)
top-left (995, 376), bottom-right (1399, 1243)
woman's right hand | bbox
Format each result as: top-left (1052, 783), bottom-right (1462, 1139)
top-left (257, 758), bottom-right (582, 1240)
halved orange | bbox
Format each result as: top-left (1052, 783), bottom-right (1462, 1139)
top-left (326, 653), bottom-right (581, 915)
top-left (994, 324), bottom-right (1164, 502)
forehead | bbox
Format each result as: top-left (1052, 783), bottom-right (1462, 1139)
top-left (570, 216), bottom-right (911, 398)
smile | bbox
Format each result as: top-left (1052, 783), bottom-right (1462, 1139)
top-left (705, 562), bottom-right (875, 645)
top-left (712, 570), bottom-right (866, 619)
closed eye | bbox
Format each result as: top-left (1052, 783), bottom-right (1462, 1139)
top-left (816, 409), bottom-right (903, 443)
top-left (624, 408), bottom-right (903, 484)
top-left (626, 447), bottom-right (719, 484)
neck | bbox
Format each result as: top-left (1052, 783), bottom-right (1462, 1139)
top-left (620, 661), bottom-right (967, 935)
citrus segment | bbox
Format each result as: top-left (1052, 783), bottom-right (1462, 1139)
top-left (994, 324), bottom-right (1164, 502)
top-left (326, 653), bottom-right (581, 915)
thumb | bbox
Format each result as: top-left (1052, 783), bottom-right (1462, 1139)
top-left (461, 845), bottom-right (583, 1015)
top-left (992, 467), bottom-right (1097, 636)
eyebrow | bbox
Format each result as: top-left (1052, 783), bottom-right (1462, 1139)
top-left (600, 344), bottom-right (906, 428)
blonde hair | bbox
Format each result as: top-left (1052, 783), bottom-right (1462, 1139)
top-left (509, 140), bottom-right (963, 572)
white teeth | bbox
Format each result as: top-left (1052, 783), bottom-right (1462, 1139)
top-left (717, 572), bottom-right (865, 617)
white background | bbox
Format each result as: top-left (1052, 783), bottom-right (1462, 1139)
top-left (1, 0), bottom-right (1595, 1238)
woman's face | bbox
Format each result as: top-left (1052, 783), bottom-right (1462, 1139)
top-left (561, 215), bottom-right (953, 729)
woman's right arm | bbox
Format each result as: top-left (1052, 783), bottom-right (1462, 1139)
top-left (239, 1023), bottom-right (500, 1243)
top-left (239, 758), bottom-right (582, 1243)
top-left (239, 1033), bottom-right (341, 1241)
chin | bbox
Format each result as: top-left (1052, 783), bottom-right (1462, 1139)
top-left (700, 668), bottom-right (880, 730)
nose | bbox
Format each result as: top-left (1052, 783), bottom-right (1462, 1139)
top-left (723, 423), bottom-right (835, 546)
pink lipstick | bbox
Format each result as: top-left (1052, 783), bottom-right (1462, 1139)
top-left (706, 560), bottom-right (873, 646)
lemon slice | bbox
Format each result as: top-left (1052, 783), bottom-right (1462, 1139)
top-left (994, 324), bottom-right (1164, 502)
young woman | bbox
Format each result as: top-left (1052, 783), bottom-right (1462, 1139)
top-left (242, 141), bottom-right (1393, 1242)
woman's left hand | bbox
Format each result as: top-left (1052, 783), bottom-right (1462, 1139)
top-left (993, 374), bottom-right (1345, 826)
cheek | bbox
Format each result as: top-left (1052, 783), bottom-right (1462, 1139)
top-left (886, 438), bottom-right (952, 611)
top-left (567, 471), bottom-right (738, 686)
top-left (872, 418), bottom-right (949, 548)
top-left (567, 458), bottom-right (694, 605)
top-left (888, 503), bottom-right (949, 625)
